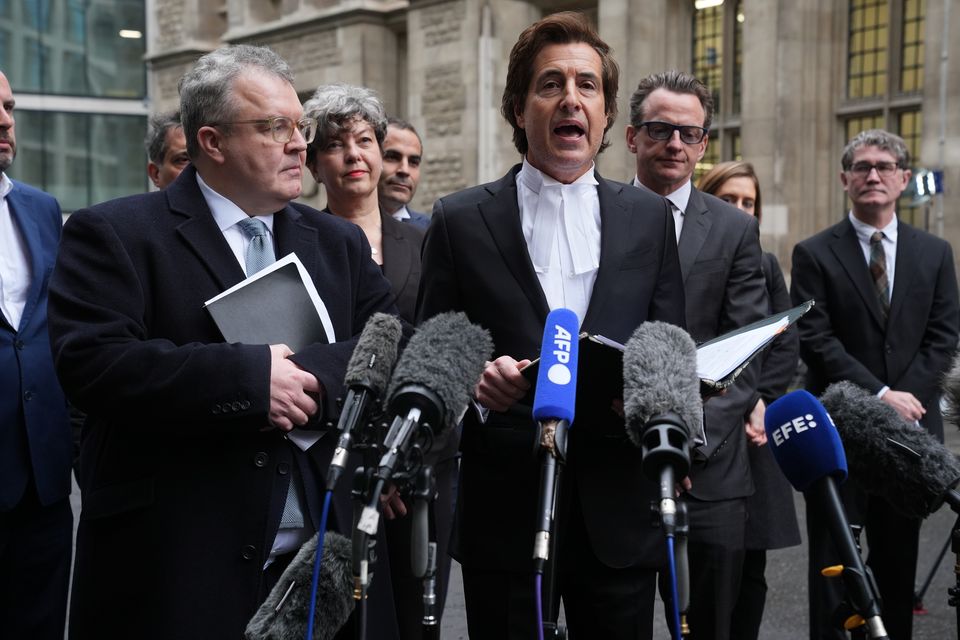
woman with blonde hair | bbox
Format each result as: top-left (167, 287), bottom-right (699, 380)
top-left (698, 161), bottom-right (800, 640)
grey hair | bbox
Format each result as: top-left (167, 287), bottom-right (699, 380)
top-left (302, 83), bottom-right (387, 166)
top-left (178, 44), bottom-right (294, 159)
top-left (629, 70), bottom-right (714, 131)
top-left (841, 129), bottom-right (910, 170)
top-left (144, 110), bottom-right (182, 164)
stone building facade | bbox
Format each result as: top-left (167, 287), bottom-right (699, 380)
top-left (145, 0), bottom-right (960, 274)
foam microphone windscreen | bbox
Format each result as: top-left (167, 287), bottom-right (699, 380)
top-left (532, 308), bottom-right (580, 424)
top-left (764, 390), bottom-right (847, 492)
top-left (622, 321), bottom-right (703, 447)
top-left (386, 311), bottom-right (494, 432)
top-left (821, 381), bottom-right (960, 519)
top-left (941, 350), bottom-right (960, 431)
top-left (343, 312), bottom-right (403, 391)
top-left (245, 532), bottom-right (354, 640)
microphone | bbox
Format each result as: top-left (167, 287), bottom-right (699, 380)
top-left (531, 308), bottom-right (580, 570)
top-left (820, 381), bottom-right (960, 518)
top-left (356, 311), bottom-right (493, 536)
top-left (941, 351), bottom-right (960, 431)
top-left (765, 390), bottom-right (888, 638)
top-left (622, 321), bottom-right (702, 533)
top-left (327, 313), bottom-right (403, 491)
top-left (245, 532), bottom-right (354, 640)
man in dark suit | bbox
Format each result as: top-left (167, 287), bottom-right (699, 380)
top-left (417, 13), bottom-right (686, 639)
top-left (379, 118), bottom-right (430, 229)
top-left (791, 129), bottom-right (959, 640)
top-left (0, 69), bottom-right (73, 640)
top-left (48, 46), bottom-right (400, 639)
top-left (627, 70), bottom-right (768, 640)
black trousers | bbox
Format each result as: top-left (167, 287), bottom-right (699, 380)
top-left (461, 489), bottom-right (658, 640)
top-left (807, 488), bottom-right (920, 640)
top-left (661, 496), bottom-right (747, 640)
top-left (729, 549), bottom-right (768, 640)
top-left (0, 482), bottom-right (73, 640)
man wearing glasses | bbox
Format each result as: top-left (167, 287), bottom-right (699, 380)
top-left (48, 45), bottom-right (400, 639)
top-left (792, 129), bottom-right (959, 640)
top-left (627, 70), bottom-right (767, 640)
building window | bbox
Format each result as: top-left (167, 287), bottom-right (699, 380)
top-left (900, 0), bottom-right (925, 93)
top-left (845, 114), bottom-right (884, 142)
top-left (693, 3), bottom-right (723, 114)
top-left (691, 0), bottom-right (742, 166)
top-left (898, 109), bottom-right (922, 162)
top-left (12, 111), bottom-right (147, 212)
top-left (847, 0), bottom-right (889, 99)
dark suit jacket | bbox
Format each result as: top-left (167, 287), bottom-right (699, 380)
top-left (381, 211), bottom-right (425, 323)
top-left (48, 166), bottom-right (400, 639)
top-left (0, 179), bottom-right (72, 511)
top-left (744, 251), bottom-right (800, 550)
top-left (403, 208), bottom-right (430, 230)
top-left (791, 216), bottom-right (959, 441)
top-left (678, 188), bottom-right (767, 501)
top-left (417, 166), bottom-right (686, 571)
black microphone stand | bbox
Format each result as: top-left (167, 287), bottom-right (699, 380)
top-left (936, 488), bottom-right (960, 639)
top-left (409, 465), bottom-right (440, 640)
top-left (534, 418), bottom-right (568, 640)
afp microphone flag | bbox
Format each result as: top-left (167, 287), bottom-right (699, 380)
top-left (533, 308), bottom-right (580, 424)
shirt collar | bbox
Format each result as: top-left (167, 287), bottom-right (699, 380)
top-left (519, 158), bottom-right (598, 193)
top-left (196, 172), bottom-right (274, 233)
top-left (0, 173), bottom-right (12, 200)
top-left (391, 205), bottom-right (411, 222)
top-left (632, 176), bottom-right (692, 213)
top-left (848, 210), bottom-right (898, 244)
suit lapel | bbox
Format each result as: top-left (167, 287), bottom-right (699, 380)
top-left (380, 213), bottom-right (413, 300)
top-left (273, 203), bottom-right (319, 278)
top-left (5, 184), bottom-right (45, 332)
top-left (677, 188), bottom-right (711, 283)
top-left (888, 220), bottom-right (917, 327)
top-left (169, 167), bottom-right (249, 292)
top-left (581, 174), bottom-right (628, 330)
top-left (829, 218), bottom-right (887, 329)
top-left (478, 168), bottom-right (550, 321)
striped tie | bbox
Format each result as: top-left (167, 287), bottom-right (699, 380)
top-left (869, 231), bottom-right (890, 319)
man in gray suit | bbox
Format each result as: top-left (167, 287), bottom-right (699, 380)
top-left (627, 70), bottom-right (767, 640)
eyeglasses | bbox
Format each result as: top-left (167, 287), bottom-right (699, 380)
top-left (208, 116), bottom-right (317, 144)
top-left (637, 121), bottom-right (708, 144)
top-left (845, 161), bottom-right (902, 178)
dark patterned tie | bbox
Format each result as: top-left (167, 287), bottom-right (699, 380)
top-left (869, 231), bottom-right (890, 319)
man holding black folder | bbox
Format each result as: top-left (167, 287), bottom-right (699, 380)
top-left (48, 45), bottom-right (401, 639)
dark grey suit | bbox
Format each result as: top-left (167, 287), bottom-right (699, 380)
top-left (791, 216), bottom-right (959, 640)
top-left (672, 187), bottom-right (768, 640)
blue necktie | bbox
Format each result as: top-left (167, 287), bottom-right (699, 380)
top-left (237, 217), bottom-right (276, 276)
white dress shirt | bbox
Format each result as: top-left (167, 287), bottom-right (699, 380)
top-left (0, 173), bottom-right (31, 330)
top-left (196, 173), bottom-right (275, 277)
top-left (633, 176), bottom-right (691, 243)
top-left (518, 159), bottom-right (601, 323)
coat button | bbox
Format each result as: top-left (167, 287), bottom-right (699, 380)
top-left (241, 545), bottom-right (257, 561)
top-left (231, 401), bottom-right (241, 412)
top-left (277, 462), bottom-right (290, 476)
top-left (253, 452), bottom-right (268, 468)
top-left (14, 339), bottom-right (24, 349)
top-left (240, 400), bottom-right (251, 410)
top-left (23, 390), bottom-right (33, 401)
top-left (212, 404), bottom-right (221, 414)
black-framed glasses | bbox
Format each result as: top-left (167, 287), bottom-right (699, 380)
top-left (845, 161), bottom-right (902, 178)
top-left (637, 121), bottom-right (708, 144)
top-left (207, 116), bottom-right (317, 144)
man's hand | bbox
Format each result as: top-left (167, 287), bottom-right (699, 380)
top-left (744, 398), bottom-right (768, 446)
top-left (380, 483), bottom-right (408, 520)
top-left (881, 389), bottom-right (925, 423)
top-left (268, 344), bottom-right (321, 431)
top-left (475, 356), bottom-right (532, 413)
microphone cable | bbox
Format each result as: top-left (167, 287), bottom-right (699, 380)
top-left (665, 535), bottom-right (682, 640)
top-left (305, 490), bottom-right (334, 640)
